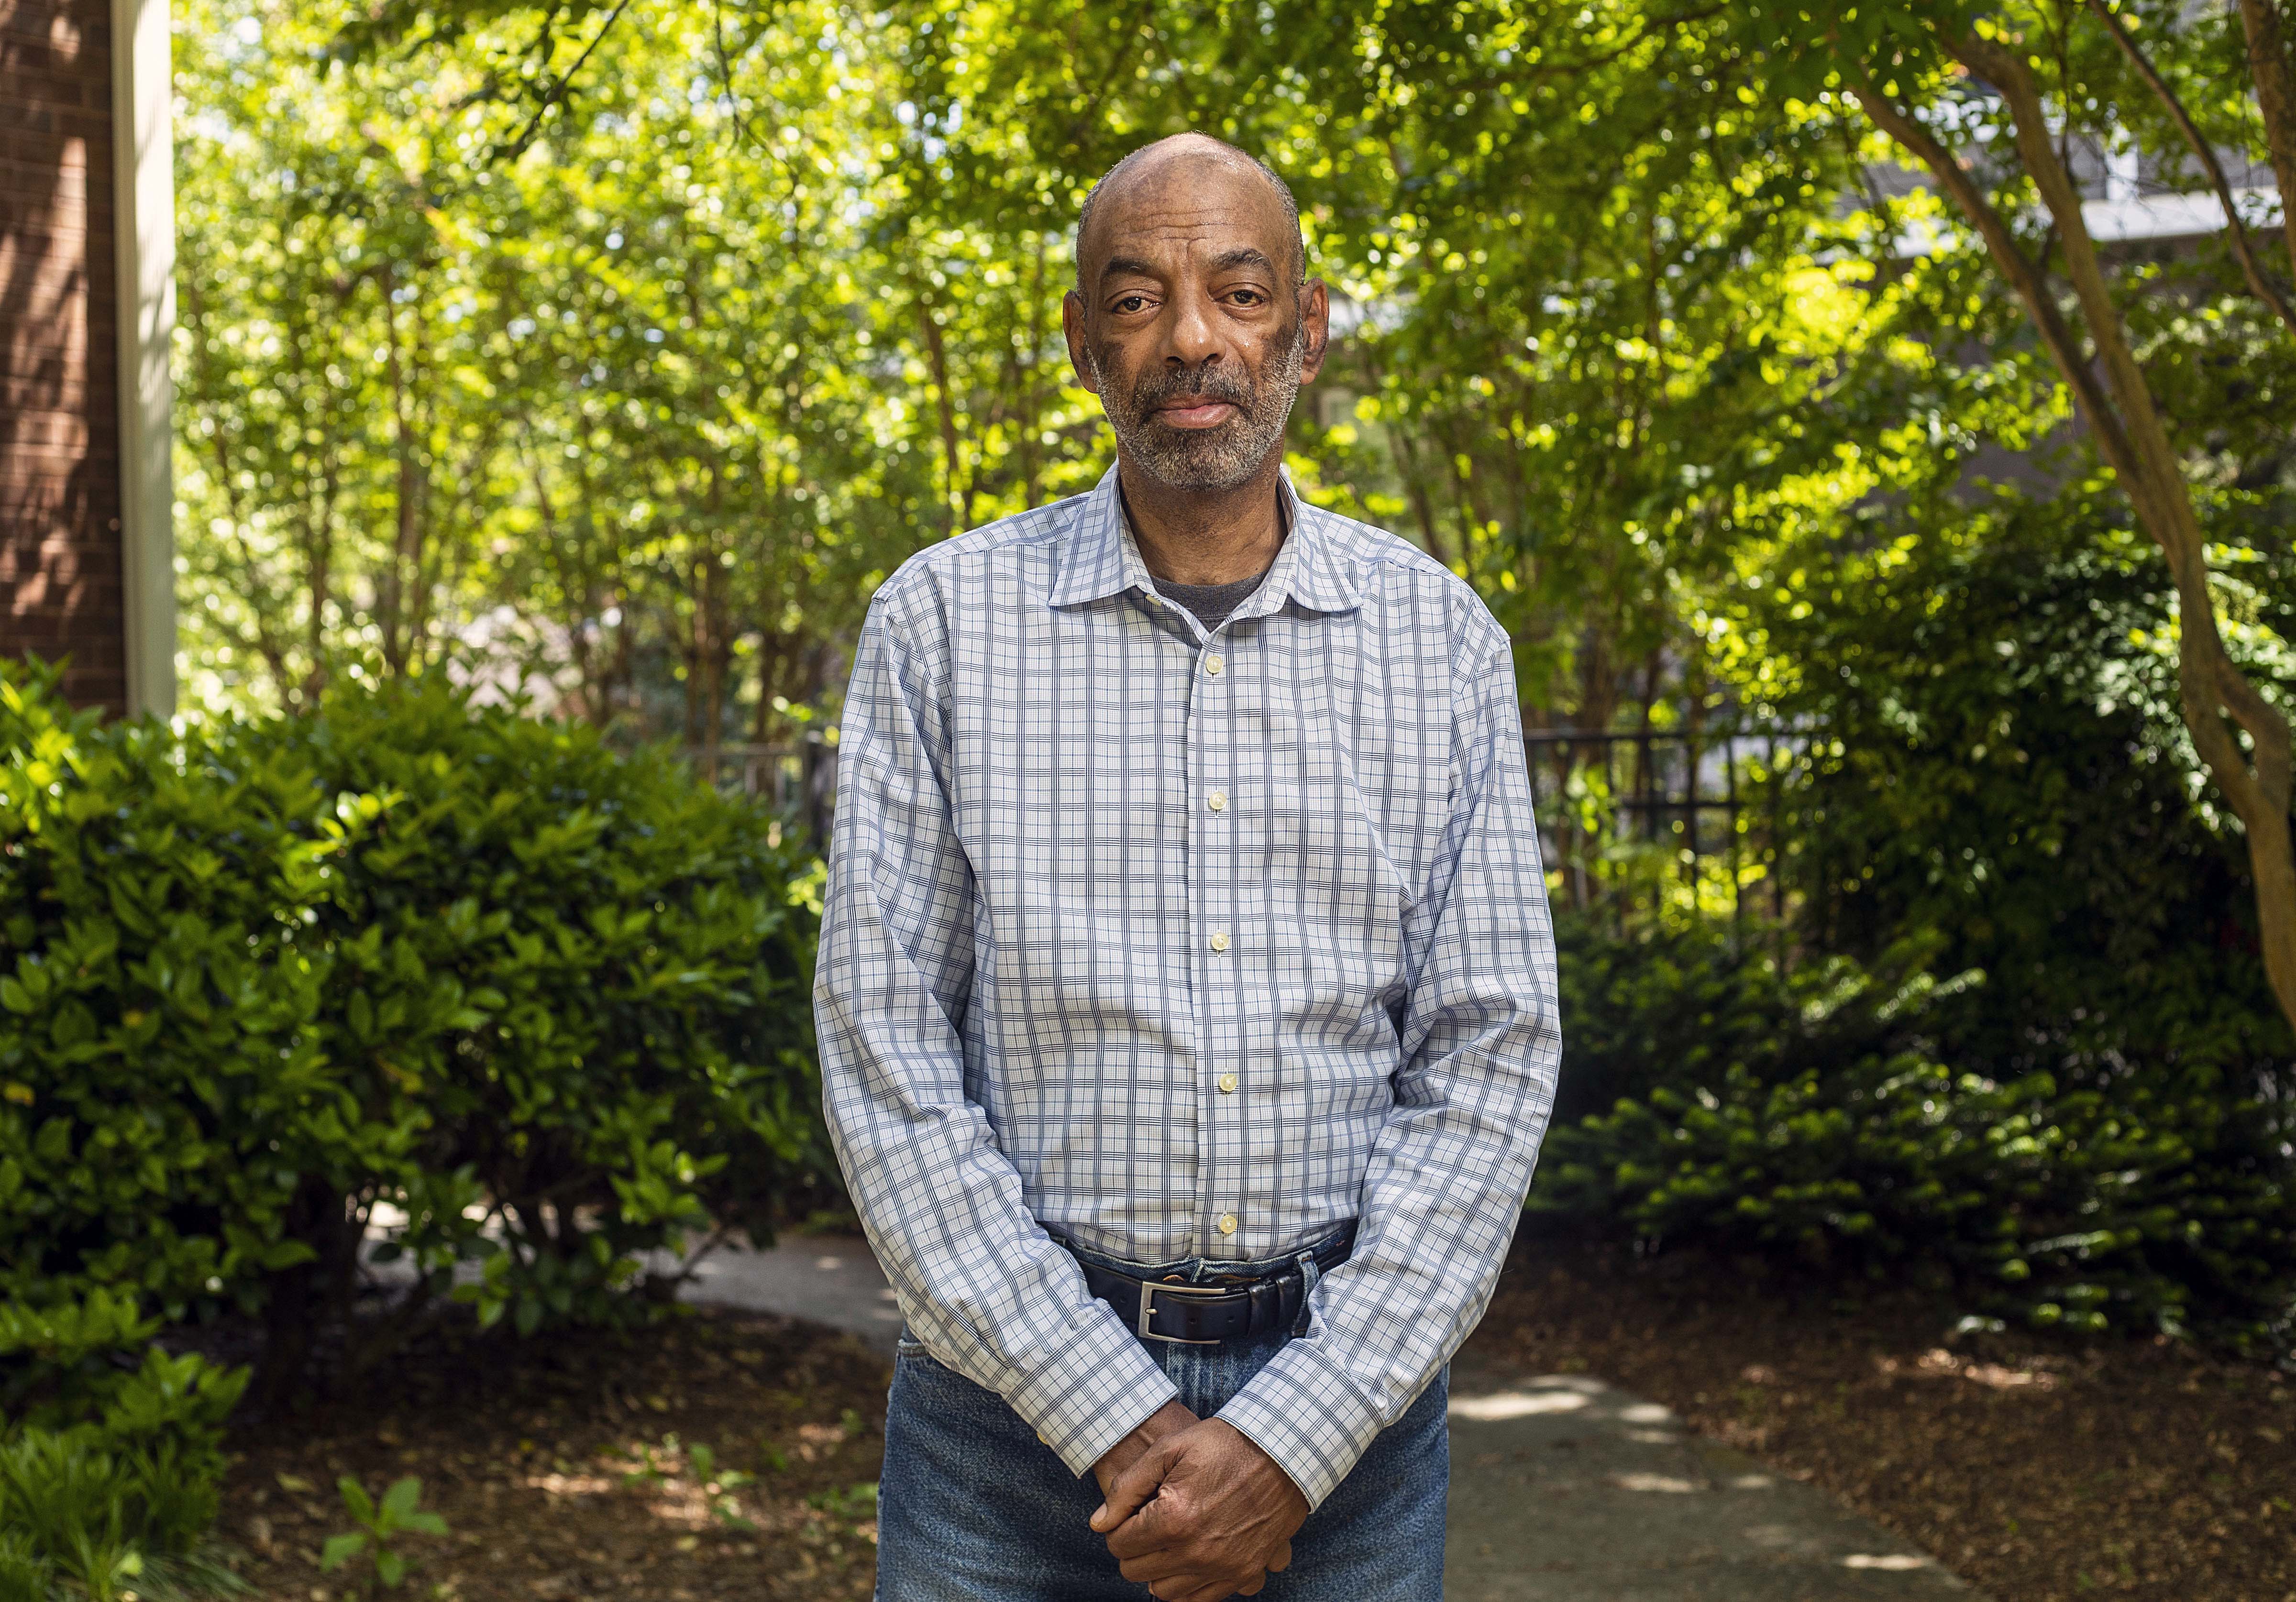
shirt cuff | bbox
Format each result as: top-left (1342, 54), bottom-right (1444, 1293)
top-left (1005, 1304), bottom-right (1181, 1481)
top-left (1214, 1337), bottom-right (1388, 1510)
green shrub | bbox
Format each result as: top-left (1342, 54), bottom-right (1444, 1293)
top-left (0, 661), bottom-right (827, 1574)
top-left (1534, 917), bottom-right (2296, 1348)
top-left (0, 1329), bottom-right (244, 1601)
top-left (1747, 494), bottom-right (2294, 1096)
top-left (1549, 914), bottom-right (1938, 1128)
top-left (1600, 499), bottom-right (2296, 1347)
top-left (235, 680), bottom-right (828, 1374)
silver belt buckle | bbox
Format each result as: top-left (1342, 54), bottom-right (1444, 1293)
top-left (1137, 1277), bottom-right (1225, 1345)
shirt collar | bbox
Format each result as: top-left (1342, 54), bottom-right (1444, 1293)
top-left (1048, 464), bottom-right (1361, 616)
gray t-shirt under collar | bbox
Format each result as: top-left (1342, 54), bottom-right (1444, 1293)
top-left (1133, 491), bottom-right (1287, 632)
top-left (1150, 569), bottom-right (1270, 632)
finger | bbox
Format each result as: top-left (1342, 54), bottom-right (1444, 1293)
top-left (1238, 1572), bottom-right (1267, 1597)
top-left (1179, 1579), bottom-right (1246, 1602)
top-left (1107, 1497), bottom-right (1192, 1561)
top-left (1139, 1571), bottom-right (1225, 1602)
top-left (1091, 1438), bottom-right (1180, 1534)
top-left (1266, 1539), bottom-right (1292, 1572)
top-left (1115, 1546), bottom-right (1192, 1587)
top-left (1148, 1569), bottom-right (1221, 1597)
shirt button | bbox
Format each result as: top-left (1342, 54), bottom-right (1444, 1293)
top-left (1218, 1072), bottom-right (1238, 1094)
top-left (1217, 1214), bottom-right (1238, 1235)
top-left (1204, 654), bottom-right (1224, 677)
top-left (1209, 931), bottom-right (1230, 953)
top-left (1207, 790), bottom-right (1227, 812)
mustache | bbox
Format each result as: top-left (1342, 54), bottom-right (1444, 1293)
top-left (1127, 362), bottom-right (1255, 416)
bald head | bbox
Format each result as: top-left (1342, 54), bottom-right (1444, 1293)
top-left (1060, 131), bottom-right (1328, 496)
top-left (1074, 134), bottom-right (1304, 293)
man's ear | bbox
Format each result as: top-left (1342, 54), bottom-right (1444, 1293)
top-left (1062, 290), bottom-right (1102, 395)
top-left (1297, 279), bottom-right (1332, 386)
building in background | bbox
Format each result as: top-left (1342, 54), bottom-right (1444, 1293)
top-left (1, 0), bottom-right (174, 714)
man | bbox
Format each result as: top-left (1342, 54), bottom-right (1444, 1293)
top-left (816, 132), bottom-right (1559, 1602)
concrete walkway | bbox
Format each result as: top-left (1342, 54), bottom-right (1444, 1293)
top-left (669, 1230), bottom-right (905, 1347)
top-left (670, 1236), bottom-right (1977, 1601)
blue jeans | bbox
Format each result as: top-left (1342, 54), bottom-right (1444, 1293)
top-left (874, 1232), bottom-right (1447, 1601)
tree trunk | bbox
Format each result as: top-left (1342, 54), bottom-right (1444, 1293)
top-left (378, 265), bottom-right (425, 678)
top-left (919, 294), bottom-right (968, 534)
top-left (251, 1177), bottom-right (361, 1413)
top-left (1848, 34), bottom-right (2296, 1033)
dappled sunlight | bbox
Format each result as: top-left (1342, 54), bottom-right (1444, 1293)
top-left (1606, 1472), bottom-right (1700, 1493)
top-left (1448, 1388), bottom-right (1594, 1422)
top-left (1872, 1349), bottom-right (2060, 1393)
top-left (519, 1471), bottom-right (617, 1498)
top-left (221, 1313), bottom-right (887, 1602)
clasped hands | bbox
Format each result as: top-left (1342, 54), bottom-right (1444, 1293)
top-left (1087, 1400), bottom-right (1309, 1602)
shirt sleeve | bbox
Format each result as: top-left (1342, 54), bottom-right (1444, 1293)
top-left (1214, 637), bottom-right (1561, 1508)
top-left (813, 582), bottom-right (1181, 1477)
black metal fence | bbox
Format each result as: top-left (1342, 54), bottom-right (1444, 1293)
top-left (1523, 726), bottom-right (1797, 928)
top-left (690, 734), bottom-right (839, 844)
top-left (685, 724), bottom-right (1799, 930)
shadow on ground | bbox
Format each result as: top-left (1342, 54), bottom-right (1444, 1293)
top-left (662, 1235), bottom-right (1976, 1600)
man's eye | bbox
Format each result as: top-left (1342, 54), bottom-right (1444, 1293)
top-left (1115, 295), bottom-right (1148, 312)
top-left (1230, 290), bottom-right (1264, 306)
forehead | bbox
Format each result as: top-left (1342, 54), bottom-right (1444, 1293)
top-left (1082, 154), bottom-right (1290, 280)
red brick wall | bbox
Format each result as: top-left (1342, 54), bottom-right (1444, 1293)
top-left (0, 0), bottom-right (126, 712)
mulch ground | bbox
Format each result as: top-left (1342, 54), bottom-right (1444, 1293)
top-left (1469, 1231), bottom-right (2296, 1602)
top-left (219, 1240), bottom-right (2296, 1602)
top-left (220, 1309), bottom-right (889, 1602)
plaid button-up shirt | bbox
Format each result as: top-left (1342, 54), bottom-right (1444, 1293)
top-left (815, 465), bottom-right (1561, 1508)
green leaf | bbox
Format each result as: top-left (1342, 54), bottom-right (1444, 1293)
top-left (319, 1533), bottom-right (369, 1572)
top-left (337, 1476), bottom-right (376, 1524)
top-left (379, 1476), bottom-right (424, 1523)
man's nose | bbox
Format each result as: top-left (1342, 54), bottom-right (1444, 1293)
top-left (1162, 285), bottom-right (1227, 369)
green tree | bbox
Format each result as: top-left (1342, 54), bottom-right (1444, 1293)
top-left (175, 0), bottom-right (938, 740)
top-left (1714, 0), bottom-right (2296, 1027)
top-left (175, 8), bottom-right (502, 704)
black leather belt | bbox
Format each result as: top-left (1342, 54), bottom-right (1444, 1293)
top-left (1077, 1228), bottom-right (1355, 1346)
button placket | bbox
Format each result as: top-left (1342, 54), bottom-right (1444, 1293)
top-left (1194, 619), bottom-right (1230, 1248)
top-left (1194, 632), bottom-right (1240, 1254)
top-left (1204, 765), bottom-right (1233, 1114)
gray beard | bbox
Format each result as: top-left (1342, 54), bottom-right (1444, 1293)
top-left (1089, 326), bottom-right (1305, 493)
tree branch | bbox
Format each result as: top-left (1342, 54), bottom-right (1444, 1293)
top-left (1945, 29), bottom-right (2201, 568)
top-left (2086, 0), bottom-right (2296, 340)
top-left (1939, 20), bottom-right (2296, 1016)
top-left (1839, 66), bottom-right (2141, 491)
top-left (2236, 0), bottom-right (2296, 286)
top-left (493, 0), bottom-right (633, 164)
